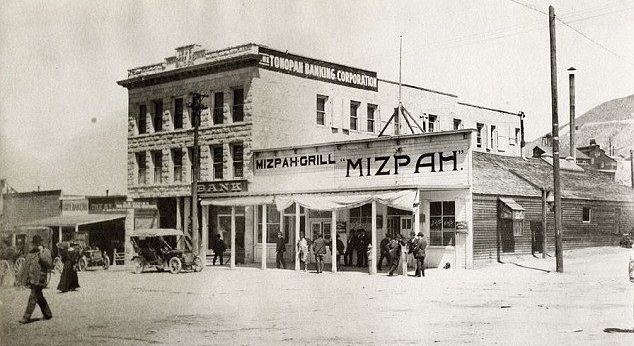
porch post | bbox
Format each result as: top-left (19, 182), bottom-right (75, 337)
top-left (201, 205), bottom-right (208, 261)
top-left (295, 203), bottom-right (300, 271)
top-left (230, 206), bottom-right (236, 268)
top-left (75, 224), bottom-right (79, 233)
top-left (331, 209), bottom-right (337, 273)
top-left (261, 205), bottom-right (267, 270)
top-left (58, 226), bottom-right (63, 243)
top-left (176, 197), bottom-right (181, 231)
top-left (370, 200), bottom-right (377, 275)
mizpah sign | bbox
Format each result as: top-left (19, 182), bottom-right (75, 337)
top-left (252, 131), bottom-right (473, 194)
top-left (258, 47), bottom-right (378, 91)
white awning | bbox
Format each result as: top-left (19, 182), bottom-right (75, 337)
top-left (274, 190), bottom-right (418, 212)
top-left (201, 195), bottom-right (274, 206)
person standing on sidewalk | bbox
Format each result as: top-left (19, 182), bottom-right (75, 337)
top-left (413, 232), bottom-right (427, 277)
top-left (377, 232), bottom-right (392, 271)
top-left (388, 234), bottom-right (403, 276)
top-left (19, 235), bottom-right (53, 323)
top-left (335, 233), bottom-right (345, 270)
top-left (344, 230), bottom-right (357, 266)
top-left (275, 231), bottom-right (286, 269)
top-left (312, 233), bottom-right (328, 273)
top-left (212, 233), bottom-right (226, 266)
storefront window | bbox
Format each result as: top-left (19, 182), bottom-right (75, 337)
top-left (430, 201), bottom-right (456, 246)
top-left (257, 204), bottom-right (280, 243)
top-left (283, 205), bottom-right (306, 244)
top-left (213, 206), bottom-right (245, 250)
top-left (350, 204), bottom-right (372, 225)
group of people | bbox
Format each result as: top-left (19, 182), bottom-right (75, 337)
top-left (294, 228), bottom-right (427, 276)
top-left (377, 231), bottom-right (427, 277)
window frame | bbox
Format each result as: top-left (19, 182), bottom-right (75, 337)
top-left (152, 150), bottom-right (162, 184)
top-left (367, 104), bottom-right (377, 133)
top-left (428, 114), bottom-right (437, 132)
top-left (136, 152), bottom-right (146, 185)
top-left (350, 101), bottom-right (360, 131)
top-left (213, 92), bottom-right (224, 125)
top-left (231, 143), bottom-right (244, 178)
top-left (173, 98), bottom-right (184, 129)
top-left (137, 104), bottom-right (147, 135)
top-left (172, 148), bottom-right (183, 183)
top-left (476, 123), bottom-right (484, 148)
top-left (429, 201), bottom-right (456, 246)
top-left (490, 125), bottom-right (497, 150)
top-left (582, 207), bottom-right (591, 223)
top-left (212, 146), bottom-right (224, 180)
top-left (152, 99), bottom-right (163, 132)
top-left (316, 95), bottom-right (327, 126)
top-left (453, 118), bottom-right (462, 130)
top-left (257, 204), bottom-right (281, 244)
top-left (232, 88), bottom-right (244, 123)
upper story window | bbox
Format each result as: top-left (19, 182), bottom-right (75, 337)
top-left (453, 118), bottom-right (462, 130)
top-left (476, 123), bottom-right (484, 148)
top-left (188, 146), bottom-right (200, 181)
top-left (152, 100), bottom-right (163, 132)
top-left (152, 150), bottom-right (162, 184)
top-left (233, 88), bottom-right (244, 123)
top-left (232, 143), bottom-right (244, 178)
top-left (212, 146), bottom-right (223, 180)
top-left (316, 95), bottom-right (327, 126)
top-left (367, 104), bottom-right (377, 132)
top-left (350, 101), bottom-right (360, 131)
top-left (428, 115), bottom-right (437, 132)
top-left (138, 105), bottom-right (147, 134)
top-left (173, 98), bottom-right (183, 129)
top-left (136, 152), bottom-right (146, 184)
top-left (490, 125), bottom-right (497, 150)
top-left (582, 207), bottom-right (591, 223)
top-left (213, 92), bottom-right (224, 125)
top-left (430, 201), bottom-right (455, 246)
top-left (172, 148), bottom-right (182, 182)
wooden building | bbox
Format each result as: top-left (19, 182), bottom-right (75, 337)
top-left (472, 152), bottom-right (634, 264)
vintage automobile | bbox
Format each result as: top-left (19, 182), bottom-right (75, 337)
top-left (56, 240), bottom-right (110, 271)
top-left (130, 228), bottom-right (203, 274)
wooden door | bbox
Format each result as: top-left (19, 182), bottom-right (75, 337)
top-left (500, 219), bottom-right (515, 253)
top-left (530, 221), bottom-right (543, 254)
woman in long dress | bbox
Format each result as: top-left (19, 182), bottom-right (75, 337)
top-left (57, 244), bottom-right (80, 292)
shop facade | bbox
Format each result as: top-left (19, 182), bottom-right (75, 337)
top-left (201, 130), bottom-right (476, 271)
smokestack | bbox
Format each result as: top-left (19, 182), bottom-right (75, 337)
top-left (568, 67), bottom-right (576, 160)
top-left (106, 189), bottom-right (109, 197)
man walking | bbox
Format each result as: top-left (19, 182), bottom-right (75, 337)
top-left (413, 232), bottom-right (427, 277)
top-left (377, 232), bottom-right (391, 271)
top-left (387, 234), bottom-right (403, 276)
top-left (20, 235), bottom-right (53, 323)
top-left (275, 231), bottom-right (286, 269)
top-left (312, 233), bottom-right (328, 273)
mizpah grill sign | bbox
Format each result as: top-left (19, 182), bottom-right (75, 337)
top-left (251, 133), bottom-right (473, 194)
top-left (258, 47), bottom-right (378, 91)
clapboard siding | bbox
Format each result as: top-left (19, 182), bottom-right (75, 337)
top-left (473, 194), bottom-right (634, 262)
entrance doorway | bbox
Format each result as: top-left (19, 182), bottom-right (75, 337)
top-left (387, 216), bottom-right (412, 237)
top-left (210, 207), bottom-right (245, 264)
top-left (499, 219), bottom-right (515, 253)
top-left (530, 221), bottom-right (544, 254)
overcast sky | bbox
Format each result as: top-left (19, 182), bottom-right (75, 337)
top-left (1, 0), bottom-right (632, 195)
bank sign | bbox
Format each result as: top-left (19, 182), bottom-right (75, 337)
top-left (258, 47), bottom-right (378, 91)
top-left (251, 132), bottom-right (472, 194)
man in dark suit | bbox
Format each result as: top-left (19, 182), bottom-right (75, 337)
top-left (413, 232), bottom-right (427, 277)
top-left (20, 235), bottom-right (53, 323)
top-left (356, 229), bottom-right (368, 267)
top-left (377, 232), bottom-right (392, 271)
top-left (344, 230), bottom-right (357, 266)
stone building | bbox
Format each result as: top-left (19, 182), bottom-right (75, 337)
top-left (117, 44), bottom-right (524, 264)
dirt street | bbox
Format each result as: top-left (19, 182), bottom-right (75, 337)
top-left (1, 247), bottom-right (634, 345)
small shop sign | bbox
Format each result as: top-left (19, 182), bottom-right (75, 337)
top-left (197, 180), bottom-right (248, 195)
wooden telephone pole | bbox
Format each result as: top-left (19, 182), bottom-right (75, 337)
top-left (549, 6), bottom-right (564, 273)
top-left (189, 92), bottom-right (207, 255)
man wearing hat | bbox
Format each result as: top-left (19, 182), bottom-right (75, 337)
top-left (20, 234), bottom-right (53, 323)
top-left (275, 231), bottom-right (286, 269)
top-left (413, 232), bottom-right (427, 277)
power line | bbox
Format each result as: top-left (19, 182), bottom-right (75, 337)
top-left (506, 0), bottom-right (634, 68)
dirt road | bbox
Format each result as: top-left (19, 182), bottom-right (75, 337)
top-left (1, 247), bottom-right (633, 345)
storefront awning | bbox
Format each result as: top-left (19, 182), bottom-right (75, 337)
top-left (19, 213), bottom-right (127, 228)
top-left (201, 195), bottom-right (274, 206)
top-left (498, 197), bottom-right (525, 220)
top-left (275, 190), bottom-right (419, 212)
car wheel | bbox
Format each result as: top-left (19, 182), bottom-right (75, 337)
top-left (169, 257), bottom-right (182, 274)
top-left (193, 256), bottom-right (204, 272)
top-left (78, 257), bottom-right (88, 272)
top-left (14, 257), bottom-right (25, 275)
top-left (133, 258), bottom-right (144, 274)
top-left (103, 253), bottom-right (110, 270)
top-left (53, 257), bottom-right (63, 273)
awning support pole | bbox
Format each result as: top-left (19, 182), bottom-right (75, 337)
top-left (58, 226), bottom-right (63, 243)
top-left (230, 206), bottom-right (236, 269)
top-left (75, 224), bottom-right (79, 233)
top-left (294, 203), bottom-right (300, 271)
top-left (331, 209), bottom-right (337, 273)
top-left (370, 200), bottom-right (377, 275)
top-left (202, 205), bottom-right (208, 260)
top-left (261, 205), bottom-right (267, 270)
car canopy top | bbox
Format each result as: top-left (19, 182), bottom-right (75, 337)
top-left (131, 228), bottom-right (183, 239)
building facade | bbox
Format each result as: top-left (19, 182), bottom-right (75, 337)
top-left (118, 44), bottom-right (524, 265)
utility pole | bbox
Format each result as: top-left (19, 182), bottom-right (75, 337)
top-left (568, 67), bottom-right (576, 160)
top-left (189, 92), bottom-right (207, 255)
top-left (549, 6), bottom-right (564, 273)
